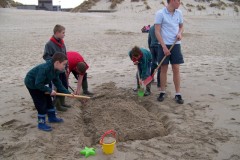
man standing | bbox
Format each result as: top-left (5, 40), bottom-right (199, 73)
top-left (154, 0), bottom-right (184, 104)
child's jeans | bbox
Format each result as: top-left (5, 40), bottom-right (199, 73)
top-left (136, 62), bottom-right (151, 89)
top-left (27, 87), bottom-right (54, 115)
top-left (150, 46), bottom-right (161, 87)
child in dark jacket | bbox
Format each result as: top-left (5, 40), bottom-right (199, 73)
top-left (148, 25), bottom-right (161, 88)
top-left (43, 24), bottom-right (69, 111)
top-left (25, 53), bottom-right (71, 132)
top-left (129, 46), bottom-right (152, 96)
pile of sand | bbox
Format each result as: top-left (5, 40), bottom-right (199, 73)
top-left (80, 82), bottom-right (167, 144)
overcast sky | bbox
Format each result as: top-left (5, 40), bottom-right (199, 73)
top-left (14, 0), bottom-right (84, 8)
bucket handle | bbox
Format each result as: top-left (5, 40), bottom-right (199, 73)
top-left (100, 130), bottom-right (116, 145)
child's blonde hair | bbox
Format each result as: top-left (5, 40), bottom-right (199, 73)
top-left (53, 24), bottom-right (65, 34)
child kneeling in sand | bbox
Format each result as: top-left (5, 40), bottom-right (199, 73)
top-left (24, 52), bottom-right (71, 132)
top-left (129, 46), bottom-right (152, 96)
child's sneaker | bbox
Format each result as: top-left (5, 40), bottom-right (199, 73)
top-left (175, 95), bottom-right (184, 104)
top-left (133, 88), bottom-right (138, 92)
top-left (144, 91), bottom-right (151, 96)
top-left (157, 92), bottom-right (165, 102)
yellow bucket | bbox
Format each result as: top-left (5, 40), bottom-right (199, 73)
top-left (100, 130), bottom-right (116, 155)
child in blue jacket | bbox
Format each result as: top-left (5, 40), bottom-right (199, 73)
top-left (25, 52), bottom-right (71, 132)
top-left (129, 46), bottom-right (152, 96)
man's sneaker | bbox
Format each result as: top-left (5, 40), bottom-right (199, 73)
top-left (175, 95), bottom-right (184, 104)
top-left (157, 92), bottom-right (165, 102)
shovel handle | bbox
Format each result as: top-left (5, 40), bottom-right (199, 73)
top-left (136, 65), bottom-right (142, 87)
top-left (68, 85), bottom-right (75, 92)
top-left (55, 93), bottom-right (91, 99)
top-left (153, 39), bottom-right (178, 76)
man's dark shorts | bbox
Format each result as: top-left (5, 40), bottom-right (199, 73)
top-left (158, 44), bottom-right (184, 65)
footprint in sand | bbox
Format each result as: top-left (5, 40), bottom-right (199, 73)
top-left (209, 79), bottom-right (216, 82)
top-left (1, 119), bottom-right (19, 127)
top-left (208, 94), bottom-right (215, 97)
top-left (229, 92), bottom-right (240, 96)
top-left (221, 97), bottom-right (233, 100)
top-left (231, 104), bottom-right (240, 107)
top-left (229, 121), bottom-right (240, 125)
top-left (231, 104), bottom-right (240, 111)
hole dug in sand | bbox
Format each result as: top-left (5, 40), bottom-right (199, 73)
top-left (78, 82), bottom-right (167, 145)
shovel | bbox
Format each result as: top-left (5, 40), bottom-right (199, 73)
top-left (143, 39), bottom-right (178, 86)
top-left (55, 93), bottom-right (91, 99)
top-left (46, 92), bottom-right (91, 99)
top-left (137, 66), bottom-right (145, 97)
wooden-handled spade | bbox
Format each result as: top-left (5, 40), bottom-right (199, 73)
top-left (46, 92), bottom-right (91, 99)
top-left (143, 39), bottom-right (178, 86)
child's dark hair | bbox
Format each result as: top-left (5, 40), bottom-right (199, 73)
top-left (52, 52), bottom-right (67, 63)
top-left (53, 24), bottom-right (65, 34)
top-left (76, 62), bottom-right (87, 73)
top-left (131, 46), bottom-right (142, 57)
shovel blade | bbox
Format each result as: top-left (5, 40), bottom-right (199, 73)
top-left (143, 76), bottom-right (153, 86)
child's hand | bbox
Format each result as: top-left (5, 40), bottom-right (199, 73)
top-left (70, 93), bottom-right (75, 98)
top-left (50, 90), bottom-right (56, 96)
top-left (134, 61), bottom-right (139, 65)
top-left (74, 89), bottom-right (81, 95)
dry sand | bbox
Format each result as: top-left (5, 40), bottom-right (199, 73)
top-left (0, 1), bottom-right (240, 159)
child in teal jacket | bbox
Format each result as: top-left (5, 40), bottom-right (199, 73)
top-left (129, 46), bottom-right (152, 96)
top-left (25, 52), bottom-right (71, 132)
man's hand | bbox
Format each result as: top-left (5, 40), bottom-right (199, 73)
top-left (177, 33), bottom-right (182, 41)
top-left (50, 90), bottom-right (56, 96)
top-left (163, 46), bottom-right (171, 56)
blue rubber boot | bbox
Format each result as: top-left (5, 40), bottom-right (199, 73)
top-left (38, 114), bottom-right (52, 132)
top-left (47, 109), bottom-right (64, 123)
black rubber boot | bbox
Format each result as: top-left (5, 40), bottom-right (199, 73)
top-left (54, 96), bottom-right (68, 112)
top-left (47, 109), bottom-right (64, 123)
top-left (144, 83), bottom-right (151, 96)
top-left (59, 96), bottom-right (71, 108)
top-left (82, 76), bottom-right (94, 96)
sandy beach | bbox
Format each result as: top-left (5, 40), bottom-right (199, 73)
top-left (0, 0), bottom-right (240, 159)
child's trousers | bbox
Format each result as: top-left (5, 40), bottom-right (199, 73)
top-left (71, 71), bottom-right (89, 92)
top-left (27, 87), bottom-right (54, 115)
